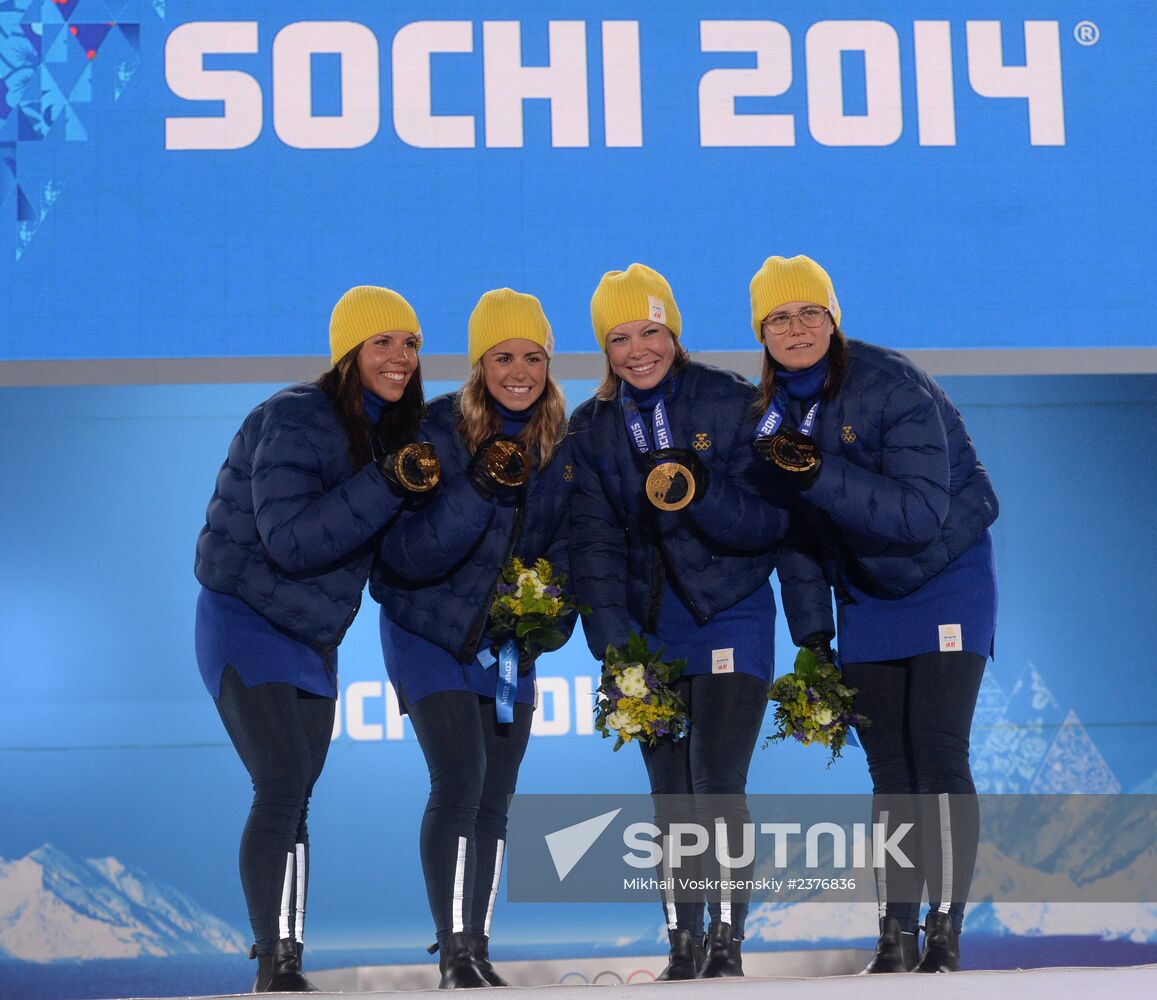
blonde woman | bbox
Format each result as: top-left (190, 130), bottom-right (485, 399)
top-left (370, 288), bottom-right (573, 988)
top-left (568, 264), bottom-right (790, 979)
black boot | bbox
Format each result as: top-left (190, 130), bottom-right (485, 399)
top-left (915, 911), bottom-right (960, 973)
top-left (696, 921), bottom-right (743, 978)
top-left (256, 937), bottom-right (318, 992)
top-left (250, 945), bottom-right (272, 993)
top-left (655, 929), bottom-right (699, 981)
top-left (861, 917), bottom-right (918, 973)
top-left (471, 935), bottom-right (511, 987)
top-left (438, 931), bottom-right (489, 989)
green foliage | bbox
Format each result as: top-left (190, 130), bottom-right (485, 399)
top-left (594, 631), bottom-right (689, 751)
top-left (765, 646), bottom-right (870, 768)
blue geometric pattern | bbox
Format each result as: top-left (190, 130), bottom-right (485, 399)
top-left (0, 0), bottom-right (163, 259)
top-left (972, 663), bottom-right (1122, 795)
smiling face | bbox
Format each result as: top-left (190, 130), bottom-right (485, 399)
top-left (480, 338), bottom-right (547, 411)
top-left (761, 300), bottom-right (834, 371)
top-left (356, 330), bottom-right (420, 402)
top-left (605, 320), bottom-right (677, 391)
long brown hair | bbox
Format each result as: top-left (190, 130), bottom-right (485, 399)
top-left (457, 363), bottom-right (568, 468)
top-left (318, 348), bottom-right (426, 468)
top-left (595, 342), bottom-right (691, 401)
top-left (754, 326), bottom-right (849, 417)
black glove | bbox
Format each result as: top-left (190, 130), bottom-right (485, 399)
top-left (753, 428), bottom-right (822, 489)
top-left (645, 448), bottom-right (708, 509)
top-left (468, 434), bottom-right (530, 498)
top-left (800, 632), bottom-right (836, 667)
top-left (518, 645), bottom-right (539, 676)
top-left (379, 441), bottom-right (441, 494)
top-left (488, 642), bottom-right (539, 676)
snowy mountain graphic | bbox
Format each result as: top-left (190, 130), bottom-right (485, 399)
top-left (0, 845), bottom-right (246, 962)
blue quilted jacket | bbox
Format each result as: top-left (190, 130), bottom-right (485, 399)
top-left (369, 393), bottom-right (575, 663)
top-left (777, 340), bottom-right (999, 643)
top-left (569, 361), bottom-right (790, 660)
top-left (195, 382), bottom-right (406, 652)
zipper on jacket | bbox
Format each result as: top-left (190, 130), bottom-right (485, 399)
top-left (643, 499), bottom-right (708, 630)
top-left (658, 540), bottom-right (709, 626)
top-left (460, 496), bottom-right (526, 663)
top-left (328, 591), bottom-right (363, 669)
top-left (644, 545), bottom-right (664, 633)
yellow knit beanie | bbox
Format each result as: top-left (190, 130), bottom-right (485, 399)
top-left (329, 286), bottom-right (421, 365)
top-left (749, 255), bottom-right (841, 341)
top-left (590, 263), bottom-right (682, 350)
top-left (467, 288), bottom-right (554, 366)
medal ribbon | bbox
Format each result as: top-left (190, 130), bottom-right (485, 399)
top-left (621, 381), bottom-right (673, 454)
top-left (478, 639), bottom-right (518, 723)
top-left (755, 391), bottom-right (819, 440)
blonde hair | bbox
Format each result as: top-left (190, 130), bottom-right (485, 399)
top-left (458, 364), bottom-right (568, 468)
top-left (595, 343), bottom-right (691, 401)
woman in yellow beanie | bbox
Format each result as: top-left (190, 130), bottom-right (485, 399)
top-left (194, 285), bottom-right (437, 991)
top-left (749, 255), bottom-right (998, 974)
top-left (369, 288), bottom-right (574, 988)
top-left (570, 263), bottom-right (791, 979)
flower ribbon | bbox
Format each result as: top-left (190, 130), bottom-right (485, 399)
top-left (477, 638), bottom-right (518, 723)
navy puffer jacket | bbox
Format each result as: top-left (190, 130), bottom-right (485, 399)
top-left (370, 392), bottom-right (574, 663)
top-left (569, 361), bottom-right (789, 660)
top-left (777, 340), bottom-right (998, 642)
top-left (195, 383), bottom-right (406, 652)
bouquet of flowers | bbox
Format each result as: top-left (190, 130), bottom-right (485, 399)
top-left (765, 645), bottom-right (869, 767)
top-left (487, 556), bottom-right (578, 657)
top-left (595, 632), bottom-right (690, 751)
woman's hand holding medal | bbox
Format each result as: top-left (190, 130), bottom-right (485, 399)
top-left (645, 447), bottom-right (708, 511)
top-left (468, 433), bottom-right (531, 497)
top-left (754, 428), bottom-right (822, 489)
top-left (380, 441), bottom-right (442, 494)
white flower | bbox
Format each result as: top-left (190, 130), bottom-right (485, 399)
top-left (607, 710), bottom-right (642, 735)
top-left (517, 569), bottom-right (546, 598)
top-left (618, 664), bottom-right (649, 699)
top-left (813, 706), bottom-right (834, 727)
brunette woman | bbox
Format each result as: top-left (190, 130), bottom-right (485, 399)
top-left (749, 255), bottom-right (998, 974)
top-left (195, 286), bottom-right (438, 992)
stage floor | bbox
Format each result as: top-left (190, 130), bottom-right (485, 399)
top-left (119, 961), bottom-right (1157, 1000)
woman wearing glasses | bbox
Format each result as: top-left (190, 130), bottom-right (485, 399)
top-left (748, 255), bottom-right (998, 974)
top-left (569, 264), bottom-right (790, 979)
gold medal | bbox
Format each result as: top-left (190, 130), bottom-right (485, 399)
top-left (484, 438), bottom-right (530, 488)
top-left (392, 441), bottom-right (441, 492)
top-left (768, 435), bottom-right (819, 474)
top-left (646, 460), bottom-right (695, 511)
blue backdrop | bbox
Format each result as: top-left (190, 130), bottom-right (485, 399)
top-left (1, 1), bottom-right (1153, 358)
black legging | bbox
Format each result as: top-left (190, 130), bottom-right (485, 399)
top-left (841, 651), bottom-right (985, 935)
top-left (639, 671), bottom-right (769, 939)
top-left (406, 691), bottom-right (534, 946)
top-left (214, 666), bottom-right (334, 954)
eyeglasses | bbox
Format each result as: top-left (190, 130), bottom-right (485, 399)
top-left (762, 307), bottom-right (830, 334)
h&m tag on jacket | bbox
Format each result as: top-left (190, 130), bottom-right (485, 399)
top-left (938, 624), bottom-right (962, 653)
top-left (712, 647), bottom-right (734, 674)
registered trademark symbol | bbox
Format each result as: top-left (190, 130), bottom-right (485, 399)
top-left (1074, 20), bottom-right (1100, 45)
